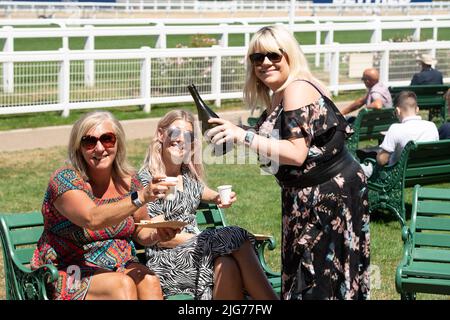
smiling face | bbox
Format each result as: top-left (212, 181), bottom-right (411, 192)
top-left (159, 119), bottom-right (194, 166)
top-left (80, 121), bottom-right (117, 173)
top-left (252, 47), bottom-right (290, 92)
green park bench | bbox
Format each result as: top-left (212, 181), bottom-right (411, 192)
top-left (395, 185), bottom-right (450, 300)
top-left (0, 202), bottom-right (280, 300)
top-left (361, 139), bottom-right (450, 227)
top-left (389, 84), bottom-right (449, 122)
top-left (346, 108), bottom-right (398, 158)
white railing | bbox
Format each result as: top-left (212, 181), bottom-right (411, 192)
top-left (1, 40), bottom-right (449, 116)
top-left (2, 19), bottom-right (450, 54)
top-left (2, 14), bottom-right (450, 27)
top-left (1, 1), bottom-right (450, 15)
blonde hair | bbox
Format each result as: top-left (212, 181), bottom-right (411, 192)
top-left (67, 111), bottom-right (134, 181)
top-left (243, 25), bottom-right (329, 110)
top-left (141, 110), bottom-right (205, 181)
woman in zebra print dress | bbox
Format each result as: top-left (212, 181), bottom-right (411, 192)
top-left (135, 110), bottom-right (278, 300)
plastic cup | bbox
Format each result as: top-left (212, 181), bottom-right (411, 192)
top-left (217, 185), bottom-right (232, 205)
top-left (164, 177), bottom-right (178, 201)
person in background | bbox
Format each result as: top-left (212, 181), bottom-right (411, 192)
top-left (137, 109), bottom-right (278, 300)
top-left (207, 25), bottom-right (370, 300)
top-left (410, 54), bottom-right (443, 85)
top-left (340, 68), bottom-right (393, 117)
top-left (31, 111), bottom-right (178, 300)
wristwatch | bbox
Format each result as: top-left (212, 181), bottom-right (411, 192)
top-left (244, 130), bottom-right (255, 146)
top-left (131, 191), bottom-right (144, 208)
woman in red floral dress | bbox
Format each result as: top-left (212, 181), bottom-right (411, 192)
top-left (31, 111), bottom-right (178, 300)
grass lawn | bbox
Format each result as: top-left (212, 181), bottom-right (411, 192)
top-left (0, 139), bottom-right (449, 300)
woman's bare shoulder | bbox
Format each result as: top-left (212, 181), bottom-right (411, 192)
top-left (283, 80), bottom-right (322, 112)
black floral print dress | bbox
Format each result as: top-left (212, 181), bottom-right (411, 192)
top-left (255, 81), bottom-right (370, 300)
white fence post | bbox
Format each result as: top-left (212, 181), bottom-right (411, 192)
top-left (413, 20), bottom-right (421, 41)
top-left (141, 46), bottom-right (151, 113)
top-left (155, 22), bottom-right (167, 49)
top-left (220, 24), bottom-right (228, 47)
top-left (324, 22), bottom-right (333, 72)
top-left (315, 20), bottom-right (321, 67)
top-left (59, 48), bottom-right (70, 117)
top-left (2, 26), bottom-right (14, 94)
top-left (211, 46), bottom-right (221, 108)
top-left (84, 25), bottom-right (95, 87)
top-left (330, 43), bottom-right (340, 96)
top-left (379, 44), bottom-right (390, 85)
top-left (57, 22), bottom-right (69, 49)
top-left (370, 18), bottom-right (382, 43)
top-left (242, 21), bottom-right (250, 47)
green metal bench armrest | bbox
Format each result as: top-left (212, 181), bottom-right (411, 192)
top-left (254, 237), bottom-right (280, 278)
top-left (1, 238), bottom-right (58, 300)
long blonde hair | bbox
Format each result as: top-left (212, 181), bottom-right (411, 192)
top-left (243, 24), bottom-right (329, 111)
top-left (67, 111), bottom-right (134, 181)
top-left (141, 110), bottom-right (205, 181)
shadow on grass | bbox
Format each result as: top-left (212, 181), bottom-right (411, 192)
top-left (370, 202), bottom-right (413, 226)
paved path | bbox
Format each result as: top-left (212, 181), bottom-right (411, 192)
top-left (0, 101), bottom-right (352, 152)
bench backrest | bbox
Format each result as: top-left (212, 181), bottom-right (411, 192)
top-left (353, 107), bottom-right (398, 140)
top-left (410, 186), bottom-right (450, 266)
top-left (0, 212), bottom-right (44, 266)
top-left (389, 85), bottom-right (449, 108)
top-left (0, 203), bottom-right (226, 267)
top-left (404, 139), bottom-right (450, 187)
top-left (389, 85), bottom-right (449, 121)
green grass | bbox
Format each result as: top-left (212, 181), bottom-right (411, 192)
top-left (1, 140), bottom-right (449, 300)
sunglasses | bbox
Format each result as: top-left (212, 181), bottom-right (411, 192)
top-left (167, 126), bottom-right (195, 143)
top-left (80, 132), bottom-right (117, 150)
top-left (249, 49), bottom-right (284, 66)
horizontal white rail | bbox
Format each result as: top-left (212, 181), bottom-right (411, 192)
top-left (1, 1), bottom-right (450, 13)
top-left (0, 41), bottom-right (449, 116)
top-left (2, 15), bottom-right (450, 27)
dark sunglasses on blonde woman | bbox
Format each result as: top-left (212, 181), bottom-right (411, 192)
top-left (249, 49), bottom-right (284, 66)
top-left (80, 132), bottom-right (117, 150)
top-left (167, 127), bottom-right (195, 143)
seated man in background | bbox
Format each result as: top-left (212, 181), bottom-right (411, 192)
top-left (410, 54), bottom-right (443, 85)
top-left (360, 91), bottom-right (439, 176)
top-left (341, 68), bottom-right (393, 117)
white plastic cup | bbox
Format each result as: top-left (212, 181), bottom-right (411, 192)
top-left (164, 177), bottom-right (178, 201)
top-left (217, 185), bottom-right (232, 205)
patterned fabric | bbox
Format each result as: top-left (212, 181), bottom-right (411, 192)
top-left (30, 167), bottom-right (141, 300)
top-left (255, 86), bottom-right (370, 300)
top-left (138, 166), bottom-right (254, 300)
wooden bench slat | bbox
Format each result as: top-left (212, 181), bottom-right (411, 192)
top-left (415, 233), bottom-right (450, 248)
top-left (413, 248), bottom-right (450, 263)
top-left (416, 216), bottom-right (450, 231)
top-left (403, 261), bottom-right (450, 279)
top-left (416, 202), bottom-right (450, 216)
top-left (401, 278), bottom-right (450, 295)
top-left (417, 188), bottom-right (450, 200)
top-left (10, 227), bottom-right (44, 246)
top-left (2, 212), bottom-right (43, 228)
top-left (15, 247), bottom-right (36, 265)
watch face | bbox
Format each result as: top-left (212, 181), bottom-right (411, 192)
top-left (131, 191), bottom-right (138, 201)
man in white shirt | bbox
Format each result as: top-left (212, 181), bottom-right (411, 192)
top-left (376, 91), bottom-right (439, 166)
top-left (360, 91), bottom-right (439, 177)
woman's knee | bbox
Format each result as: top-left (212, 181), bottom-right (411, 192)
top-left (113, 274), bottom-right (138, 300)
top-left (214, 256), bottom-right (240, 275)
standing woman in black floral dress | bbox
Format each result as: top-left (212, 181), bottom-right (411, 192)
top-left (207, 25), bottom-right (370, 300)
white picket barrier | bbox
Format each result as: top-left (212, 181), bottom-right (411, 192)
top-left (1, 40), bottom-right (449, 116)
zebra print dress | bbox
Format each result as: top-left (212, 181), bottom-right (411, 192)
top-left (138, 166), bottom-right (254, 300)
